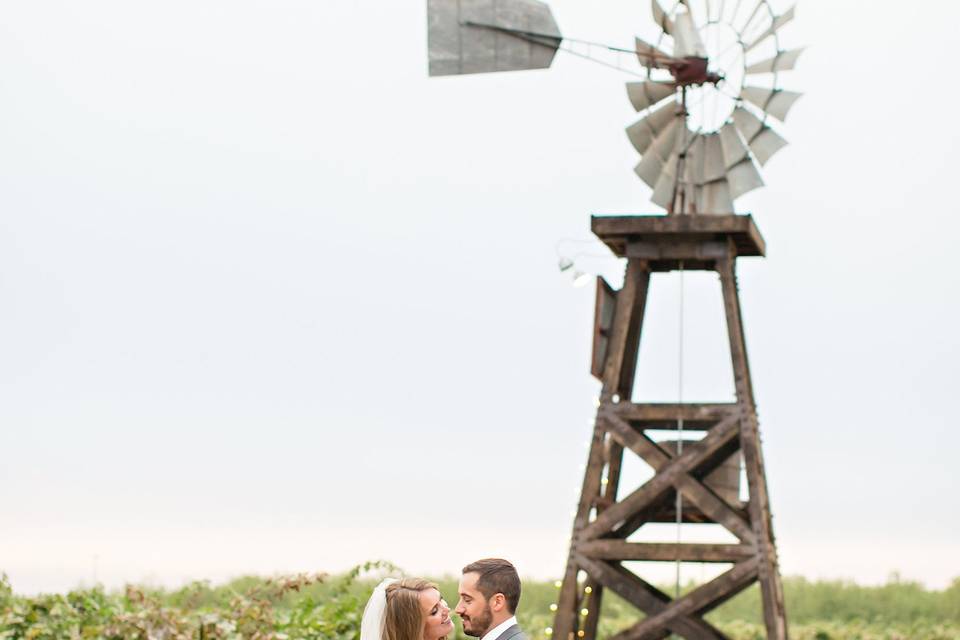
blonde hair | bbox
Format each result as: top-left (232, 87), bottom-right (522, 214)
top-left (383, 578), bottom-right (440, 640)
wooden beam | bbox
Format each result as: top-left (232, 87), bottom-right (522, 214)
top-left (575, 554), bottom-right (728, 640)
top-left (600, 259), bottom-right (649, 398)
top-left (581, 436), bottom-right (627, 640)
top-left (718, 254), bottom-right (788, 640)
top-left (555, 419), bottom-right (609, 640)
top-left (611, 403), bottom-right (739, 429)
top-left (577, 540), bottom-right (755, 563)
top-left (615, 265), bottom-right (650, 398)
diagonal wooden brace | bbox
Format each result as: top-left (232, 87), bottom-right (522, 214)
top-left (610, 557), bottom-right (760, 640)
top-left (601, 412), bottom-right (753, 543)
top-left (579, 412), bottom-right (755, 545)
top-left (575, 554), bottom-right (730, 640)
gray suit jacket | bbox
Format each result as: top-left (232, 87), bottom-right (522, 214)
top-left (493, 624), bottom-right (526, 640)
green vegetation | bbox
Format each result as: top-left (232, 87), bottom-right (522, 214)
top-left (2, 563), bottom-right (958, 639)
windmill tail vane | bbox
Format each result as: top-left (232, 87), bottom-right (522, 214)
top-left (426, 0), bottom-right (803, 215)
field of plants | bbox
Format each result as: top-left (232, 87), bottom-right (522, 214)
top-left (2, 561), bottom-right (958, 640)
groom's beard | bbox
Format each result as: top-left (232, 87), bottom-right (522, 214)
top-left (461, 604), bottom-right (493, 638)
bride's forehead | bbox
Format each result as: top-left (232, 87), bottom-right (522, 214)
top-left (419, 587), bottom-right (441, 608)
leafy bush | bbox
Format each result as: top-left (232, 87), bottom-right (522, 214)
top-left (2, 567), bottom-right (959, 640)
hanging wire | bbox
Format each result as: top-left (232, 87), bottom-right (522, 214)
top-left (674, 260), bottom-right (686, 604)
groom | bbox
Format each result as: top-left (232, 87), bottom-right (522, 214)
top-left (455, 558), bottom-right (526, 640)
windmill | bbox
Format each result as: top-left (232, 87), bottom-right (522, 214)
top-left (427, 1), bottom-right (800, 638)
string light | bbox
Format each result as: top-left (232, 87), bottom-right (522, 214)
top-left (549, 603), bottom-right (558, 612)
top-left (577, 631), bottom-right (585, 638)
top-left (544, 628), bottom-right (553, 637)
top-left (554, 580), bottom-right (562, 588)
top-left (584, 586), bottom-right (593, 594)
top-left (580, 608), bottom-right (589, 617)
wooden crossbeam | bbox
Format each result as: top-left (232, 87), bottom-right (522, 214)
top-left (609, 558), bottom-right (760, 640)
top-left (610, 403), bottom-right (738, 430)
top-left (577, 540), bottom-right (755, 563)
top-left (575, 554), bottom-right (729, 640)
top-left (581, 412), bottom-right (755, 545)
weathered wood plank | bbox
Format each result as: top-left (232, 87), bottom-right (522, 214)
top-left (555, 418), bottom-right (609, 640)
top-left (591, 214), bottom-right (766, 259)
top-left (615, 266), bottom-right (650, 398)
top-left (718, 253), bottom-right (788, 640)
top-left (591, 276), bottom-right (617, 381)
top-left (600, 259), bottom-right (649, 398)
top-left (610, 403), bottom-right (738, 429)
top-left (581, 436), bottom-right (627, 640)
top-left (577, 540), bottom-right (755, 563)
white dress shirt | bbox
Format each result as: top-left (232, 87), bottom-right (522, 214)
top-left (481, 616), bottom-right (518, 640)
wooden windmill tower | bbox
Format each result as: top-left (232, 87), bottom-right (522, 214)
top-left (427, 1), bottom-right (800, 637)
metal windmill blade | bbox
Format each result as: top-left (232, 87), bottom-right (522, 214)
top-left (427, 0), bottom-right (562, 76)
top-left (746, 48), bottom-right (805, 74)
top-left (626, 101), bottom-right (680, 155)
top-left (732, 106), bottom-right (789, 166)
top-left (651, 0), bottom-right (675, 34)
top-left (672, 11), bottom-right (706, 58)
top-left (626, 80), bottom-right (676, 112)
top-left (741, 87), bottom-right (803, 122)
top-left (743, 5), bottom-right (797, 52)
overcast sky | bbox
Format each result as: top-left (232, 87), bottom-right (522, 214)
top-left (1, 0), bottom-right (958, 595)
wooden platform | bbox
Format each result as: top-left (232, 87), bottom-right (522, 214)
top-left (591, 214), bottom-right (765, 271)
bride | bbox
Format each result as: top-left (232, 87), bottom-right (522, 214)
top-left (361, 578), bottom-right (455, 640)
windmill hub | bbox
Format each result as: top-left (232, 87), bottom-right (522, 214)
top-left (668, 56), bottom-right (723, 87)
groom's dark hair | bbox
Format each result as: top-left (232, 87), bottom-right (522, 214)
top-left (462, 558), bottom-right (521, 614)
